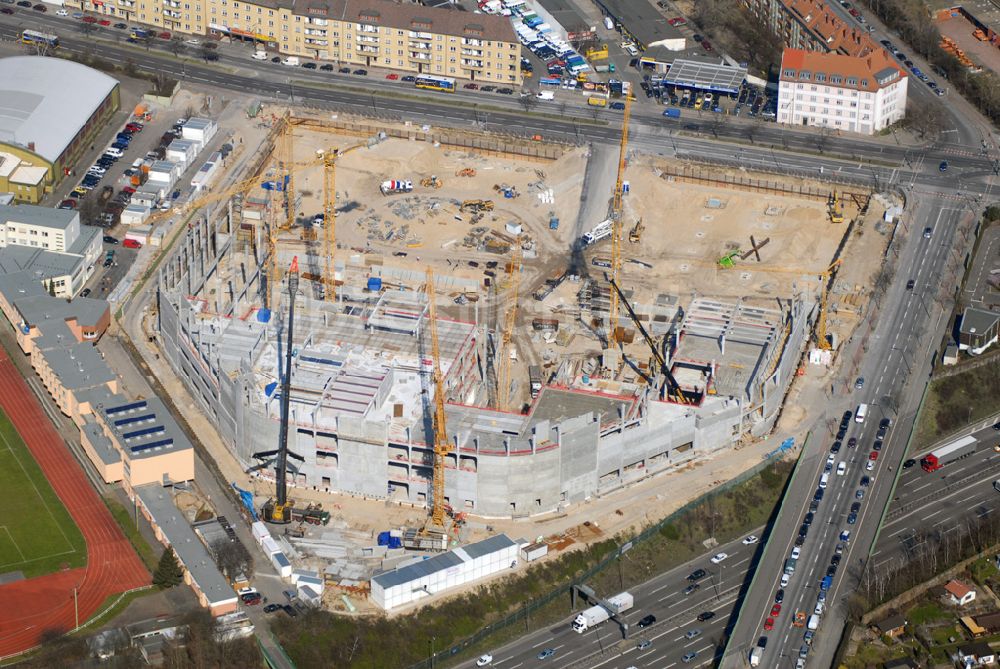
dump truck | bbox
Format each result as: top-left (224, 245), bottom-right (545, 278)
top-left (529, 365), bottom-right (543, 398)
top-left (571, 591), bottom-right (633, 632)
top-left (290, 504), bottom-right (330, 525)
top-left (380, 179), bottom-right (413, 195)
top-left (921, 435), bottom-right (977, 472)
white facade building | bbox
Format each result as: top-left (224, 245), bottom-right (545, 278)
top-left (0, 204), bottom-right (102, 296)
top-left (777, 49), bottom-right (907, 135)
top-left (371, 534), bottom-right (519, 611)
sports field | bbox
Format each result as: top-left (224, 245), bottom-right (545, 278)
top-left (0, 407), bottom-right (86, 579)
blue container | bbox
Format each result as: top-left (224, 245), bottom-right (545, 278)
top-left (367, 277), bottom-right (383, 292)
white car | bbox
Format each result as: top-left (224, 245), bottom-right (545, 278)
top-left (791, 547), bottom-right (801, 560)
top-left (865, 460), bottom-right (875, 471)
top-left (837, 462), bottom-right (846, 476)
top-left (710, 552), bottom-right (728, 564)
top-left (742, 535), bottom-right (759, 545)
top-left (185, 39), bottom-right (201, 46)
top-left (56, 8), bottom-right (68, 15)
top-left (476, 654), bottom-right (493, 666)
top-left (780, 572), bottom-right (791, 587)
top-left (826, 453), bottom-right (835, 465)
top-left (814, 601), bottom-right (825, 616)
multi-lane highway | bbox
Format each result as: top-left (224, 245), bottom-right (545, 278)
top-left (457, 532), bottom-right (766, 669)
top-left (723, 199), bottom-right (976, 668)
top-left (875, 420), bottom-right (1000, 570)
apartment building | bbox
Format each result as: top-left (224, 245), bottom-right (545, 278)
top-left (741, 0), bottom-right (874, 57)
top-left (66, 0), bottom-right (522, 84)
top-left (0, 204), bottom-right (103, 296)
top-left (777, 49), bottom-right (907, 134)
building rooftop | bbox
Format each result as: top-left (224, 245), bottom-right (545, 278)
top-left (0, 269), bottom-right (45, 305)
top-left (960, 307), bottom-right (1000, 335)
top-left (780, 48), bottom-right (905, 91)
top-left (259, 0), bottom-right (518, 43)
top-left (80, 416), bottom-right (121, 466)
top-left (96, 395), bottom-right (194, 461)
top-left (372, 533), bottom-right (515, 590)
top-left (0, 245), bottom-right (83, 280)
top-left (0, 203), bottom-right (78, 232)
top-left (0, 57), bottom-right (118, 164)
top-left (662, 58), bottom-right (747, 94)
top-left (528, 386), bottom-right (634, 431)
top-left (135, 484), bottom-right (237, 608)
top-left (946, 579), bottom-right (975, 599)
top-left (38, 342), bottom-right (116, 390)
top-left (591, 0), bottom-right (682, 48)
top-left (15, 292), bottom-right (109, 329)
top-left (68, 223), bottom-right (100, 257)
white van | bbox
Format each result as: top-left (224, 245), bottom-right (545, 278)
top-left (819, 473), bottom-right (829, 489)
top-left (837, 462), bottom-right (847, 476)
top-left (282, 56), bottom-right (300, 66)
top-left (807, 614), bottom-right (820, 631)
top-left (105, 147), bottom-right (124, 158)
top-left (855, 403), bottom-right (868, 423)
top-left (535, 90), bottom-right (555, 101)
top-left (252, 50), bottom-right (268, 60)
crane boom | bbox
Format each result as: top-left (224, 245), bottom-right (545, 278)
top-left (608, 278), bottom-right (688, 403)
top-left (425, 268), bottom-right (451, 528)
top-left (497, 243), bottom-right (522, 410)
top-left (324, 149), bottom-right (337, 303)
top-left (281, 115), bottom-right (296, 232)
top-left (608, 94), bottom-right (631, 346)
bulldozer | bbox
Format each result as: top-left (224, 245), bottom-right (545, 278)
top-left (460, 199), bottom-right (495, 213)
top-left (421, 175), bottom-right (443, 189)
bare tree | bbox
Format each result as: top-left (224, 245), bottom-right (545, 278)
top-left (210, 538), bottom-right (253, 581)
top-left (168, 37), bottom-right (185, 58)
top-left (904, 104), bottom-right (945, 140)
top-left (519, 92), bottom-right (538, 113)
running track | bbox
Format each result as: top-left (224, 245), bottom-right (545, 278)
top-left (0, 347), bottom-right (148, 658)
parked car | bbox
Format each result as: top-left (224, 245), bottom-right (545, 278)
top-left (123, 238), bottom-right (141, 249)
top-left (103, 236), bottom-right (119, 244)
top-left (58, 200), bottom-right (77, 209)
top-left (476, 654), bottom-right (493, 667)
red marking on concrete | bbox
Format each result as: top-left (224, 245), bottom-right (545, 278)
top-left (0, 348), bottom-right (148, 658)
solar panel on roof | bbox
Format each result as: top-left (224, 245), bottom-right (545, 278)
top-left (114, 413), bottom-right (155, 427)
top-left (130, 438), bottom-right (174, 453)
top-left (123, 425), bottom-right (166, 440)
top-left (106, 400), bottom-right (148, 415)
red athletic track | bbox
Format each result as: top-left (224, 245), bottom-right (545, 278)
top-left (0, 347), bottom-right (148, 658)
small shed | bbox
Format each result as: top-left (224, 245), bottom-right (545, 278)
top-left (147, 160), bottom-right (180, 185)
top-left (271, 551), bottom-right (292, 578)
top-left (874, 613), bottom-right (907, 638)
top-left (519, 541), bottom-right (548, 562)
top-left (120, 204), bottom-right (151, 227)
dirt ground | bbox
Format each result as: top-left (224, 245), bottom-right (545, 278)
top-left (937, 11), bottom-right (1000, 78)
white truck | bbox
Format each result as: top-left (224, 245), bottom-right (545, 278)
top-left (380, 179), bottom-right (413, 195)
top-left (580, 219), bottom-right (613, 246)
top-left (571, 591), bottom-right (633, 633)
top-left (749, 646), bottom-right (763, 667)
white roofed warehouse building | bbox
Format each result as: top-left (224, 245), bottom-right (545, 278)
top-left (0, 56), bottom-right (120, 203)
top-left (777, 48), bottom-right (907, 135)
top-left (371, 534), bottom-right (519, 611)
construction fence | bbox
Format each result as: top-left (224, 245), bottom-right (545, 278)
top-left (290, 115), bottom-right (570, 162)
top-left (661, 158), bottom-right (875, 202)
top-left (409, 450), bottom-right (791, 669)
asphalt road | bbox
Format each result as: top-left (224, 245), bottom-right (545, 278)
top-left (456, 532), bottom-right (767, 669)
top-left (722, 200), bottom-right (973, 668)
top-left (1, 15), bottom-right (998, 193)
top-left (963, 226), bottom-right (1000, 308)
top-left (874, 420), bottom-right (1000, 570)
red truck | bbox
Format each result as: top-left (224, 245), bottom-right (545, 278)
top-left (921, 435), bottom-right (977, 472)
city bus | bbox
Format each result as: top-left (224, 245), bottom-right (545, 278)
top-left (20, 30), bottom-right (59, 48)
top-left (413, 75), bottom-right (456, 93)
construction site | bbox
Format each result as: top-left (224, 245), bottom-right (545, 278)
top-left (149, 104), bottom-right (892, 606)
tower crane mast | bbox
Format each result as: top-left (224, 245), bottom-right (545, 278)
top-left (425, 268), bottom-right (451, 529)
top-left (607, 94), bottom-right (632, 346)
top-left (497, 243), bottom-right (522, 410)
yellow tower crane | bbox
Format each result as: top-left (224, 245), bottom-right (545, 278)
top-left (815, 259), bottom-right (842, 350)
top-left (280, 115), bottom-right (296, 232)
top-left (497, 243), bottom-right (522, 410)
top-left (323, 149), bottom-right (337, 303)
top-left (607, 94), bottom-right (632, 346)
top-left (425, 268), bottom-right (451, 529)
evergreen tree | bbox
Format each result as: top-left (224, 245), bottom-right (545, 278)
top-left (48, 280), bottom-right (56, 297)
top-left (153, 548), bottom-right (183, 589)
